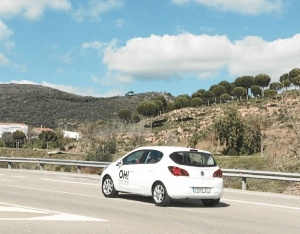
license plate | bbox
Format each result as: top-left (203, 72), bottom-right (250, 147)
top-left (193, 187), bottom-right (211, 193)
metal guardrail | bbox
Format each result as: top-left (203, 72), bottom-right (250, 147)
top-left (223, 169), bottom-right (300, 190)
top-left (0, 157), bottom-right (110, 173)
top-left (1, 157), bottom-right (300, 190)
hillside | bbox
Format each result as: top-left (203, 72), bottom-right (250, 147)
top-left (0, 84), bottom-right (171, 128)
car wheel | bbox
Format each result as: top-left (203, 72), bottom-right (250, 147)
top-left (201, 198), bottom-right (220, 207)
top-left (102, 175), bottom-right (118, 198)
top-left (152, 182), bottom-right (171, 207)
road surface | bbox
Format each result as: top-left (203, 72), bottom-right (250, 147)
top-left (0, 169), bottom-right (299, 233)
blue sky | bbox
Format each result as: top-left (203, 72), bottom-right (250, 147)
top-left (0, 0), bottom-right (299, 97)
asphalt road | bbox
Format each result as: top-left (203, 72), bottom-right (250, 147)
top-left (0, 169), bottom-right (299, 234)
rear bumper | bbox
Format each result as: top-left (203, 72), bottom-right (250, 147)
top-left (165, 179), bottom-right (223, 199)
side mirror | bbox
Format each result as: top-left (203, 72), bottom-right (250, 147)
top-left (116, 160), bottom-right (123, 167)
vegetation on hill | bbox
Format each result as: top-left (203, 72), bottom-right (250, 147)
top-left (0, 84), bottom-right (171, 129)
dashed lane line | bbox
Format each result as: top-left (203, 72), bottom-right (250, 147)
top-left (39, 178), bottom-right (99, 186)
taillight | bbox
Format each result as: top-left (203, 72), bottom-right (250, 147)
top-left (213, 169), bottom-right (223, 178)
top-left (168, 166), bottom-right (189, 176)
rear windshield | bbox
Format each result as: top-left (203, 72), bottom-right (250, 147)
top-left (169, 151), bottom-right (217, 167)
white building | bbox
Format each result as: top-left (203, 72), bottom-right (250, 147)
top-left (62, 130), bottom-right (81, 140)
top-left (0, 123), bottom-right (28, 137)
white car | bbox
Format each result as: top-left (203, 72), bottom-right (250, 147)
top-left (100, 146), bottom-right (223, 207)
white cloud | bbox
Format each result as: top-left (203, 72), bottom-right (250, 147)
top-left (0, 52), bottom-right (27, 72)
top-left (0, 53), bottom-right (10, 65)
top-left (103, 33), bottom-right (300, 82)
top-left (7, 79), bottom-right (36, 85)
top-left (61, 48), bottom-right (74, 64)
top-left (103, 34), bottom-right (233, 79)
top-left (171, 0), bottom-right (283, 15)
top-left (0, 20), bottom-right (12, 41)
top-left (82, 41), bottom-right (107, 50)
top-left (73, 0), bottom-right (124, 22)
top-left (4, 41), bottom-right (15, 51)
top-left (0, 0), bottom-right (71, 20)
top-left (1, 79), bottom-right (122, 97)
top-left (42, 81), bottom-right (125, 97)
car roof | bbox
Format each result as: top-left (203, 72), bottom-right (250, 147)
top-left (133, 146), bottom-right (212, 155)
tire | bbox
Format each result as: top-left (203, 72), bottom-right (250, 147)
top-left (102, 175), bottom-right (118, 198)
top-left (152, 182), bottom-right (171, 207)
top-left (201, 198), bottom-right (220, 207)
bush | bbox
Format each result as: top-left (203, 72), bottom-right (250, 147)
top-left (86, 146), bottom-right (113, 162)
top-left (227, 148), bottom-right (238, 156)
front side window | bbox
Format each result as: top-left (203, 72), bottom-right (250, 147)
top-left (170, 151), bottom-right (216, 167)
top-left (122, 149), bottom-right (164, 165)
top-left (123, 150), bottom-right (146, 165)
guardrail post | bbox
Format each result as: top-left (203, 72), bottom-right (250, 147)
top-left (77, 166), bottom-right (81, 173)
top-left (242, 177), bottom-right (247, 190)
top-left (8, 162), bottom-right (12, 169)
top-left (39, 163), bottom-right (44, 171)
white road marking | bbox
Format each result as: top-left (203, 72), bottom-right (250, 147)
top-left (39, 178), bottom-right (98, 186)
top-left (13, 176), bottom-right (26, 178)
top-left (170, 207), bottom-right (205, 213)
top-left (0, 202), bottom-right (107, 222)
top-left (224, 189), bottom-right (300, 200)
top-left (0, 184), bottom-right (101, 199)
top-left (0, 206), bottom-right (48, 213)
top-left (222, 198), bottom-right (300, 210)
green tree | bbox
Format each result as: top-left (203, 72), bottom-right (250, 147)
top-left (152, 99), bottom-right (164, 114)
top-left (254, 74), bottom-right (271, 97)
top-left (213, 107), bottom-right (261, 155)
top-left (190, 97), bottom-right (203, 107)
top-left (39, 131), bottom-right (57, 149)
top-left (251, 85), bottom-right (261, 97)
top-left (280, 73), bottom-right (291, 91)
top-left (282, 79), bottom-right (291, 91)
top-left (292, 75), bottom-right (300, 90)
top-left (220, 93), bottom-right (232, 103)
top-left (12, 130), bottom-right (26, 148)
top-left (231, 87), bottom-right (246, 100)
top-left (269, 82), bottom-right (283, 92)
top-left (202, 91), bottom-right (215, 105)
top-left (288, 68), bottom-right (300, 80)
top-left (211, 85), bottom-right (227, 103)
top-left (1, 132), bottom-right (14, 147)
top-left (218, 80), bottom-right (233, 95)
top-left (54, 129), bottom-right (69, 151)
top-left (118, 109), bottom-right (132, 123)
top-left (137, 100), bottom-right (159, 117)
top-left (192, 89), bottom-right (206, 98)
top-left (214, 108), bottom-right (245, 155)
top-left (174, 95), bottom-right (190, 109)
top-left (240, 125), bottom-right (261, 155)
top-left (234, 76), bottom-right (254, 100)
top-left (153, 95), bottom-right (168, 111)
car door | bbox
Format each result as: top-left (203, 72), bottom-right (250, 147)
top-left (133, 150), bottom-right (164, 195)
top-left (117, 150), bottom-right (147, 193)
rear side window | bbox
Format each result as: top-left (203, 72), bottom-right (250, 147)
top-left (170, 151), bottom-right (216, 167)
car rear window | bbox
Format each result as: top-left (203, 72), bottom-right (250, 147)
top-left (169, 151), bottom-right (217, 167)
